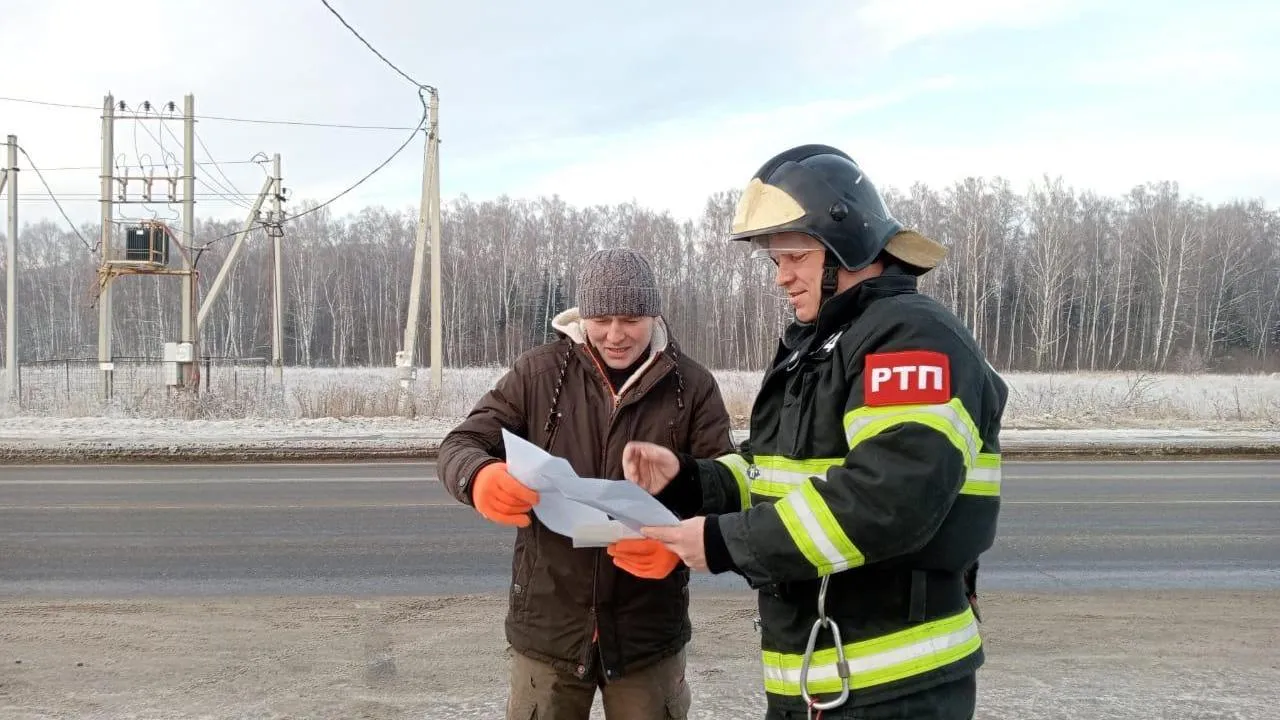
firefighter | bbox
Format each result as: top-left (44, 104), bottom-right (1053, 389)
top-left (617, 144), bottom-right (1008, 719)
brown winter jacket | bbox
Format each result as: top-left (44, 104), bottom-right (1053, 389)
top-left (439, 308), bottom-right (735, 682)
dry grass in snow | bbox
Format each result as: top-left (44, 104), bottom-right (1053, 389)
top-left (3, 364), bottom-right (1280, 429)
top-left (998, 371), bottom-right (1280, 428)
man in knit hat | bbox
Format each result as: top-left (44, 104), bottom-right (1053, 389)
top-left (575, 248), bottom-right (665, 374)
top-left (440, 247), bottom-right (734, 720)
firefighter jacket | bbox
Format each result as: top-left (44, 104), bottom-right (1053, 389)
top-left (659, 267), bottom-right (1007, 713)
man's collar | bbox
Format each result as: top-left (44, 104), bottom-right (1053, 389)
top-left (783, 268), bottom-right (918, 348)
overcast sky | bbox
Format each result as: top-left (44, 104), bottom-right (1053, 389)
top-left (3, 0), bottom-right (1278, 230)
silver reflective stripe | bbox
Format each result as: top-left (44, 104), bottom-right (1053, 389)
top-left (961, 452), bottom-right (1001, 496)
top-left (967, 465), bottom-right (999, 485)
top-left (757, 466), bottom-right (819, 490)
top-left (749, 457), bottom-right (844, 498)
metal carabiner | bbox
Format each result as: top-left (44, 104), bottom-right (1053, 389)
top-left (799, 575), bottom-right (850, 715)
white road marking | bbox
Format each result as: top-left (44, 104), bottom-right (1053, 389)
top-left (1006, 499), bottom-right (1280, 505)
top-left (10, 502), bottom-right (459, 510)
top-left (0, 477), bottom-right (432, 485)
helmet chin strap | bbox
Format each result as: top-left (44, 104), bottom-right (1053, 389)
top-left (819, 251), bottom-right (841, 308)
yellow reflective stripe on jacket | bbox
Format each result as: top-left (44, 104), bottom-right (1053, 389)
top-left (961, 452), bottom-right (1001, 497)
top-left (844, 398), bottom-right (999, 497)
top-left (844, 398), bottom-right (981, 466)
top-left (714, 454), bottom-right (753, 511)
top-left (773, 480), bottom-right (865, 574)
top-left (748, 455), bottom-right (844, 498)
top-left (761, 607), bottom-right (981, 696)
top-left (748, 451), bottom-right (999, 499)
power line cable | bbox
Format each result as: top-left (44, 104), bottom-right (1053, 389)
top-left (111, 111), bottom-right (255, 214)
top-left (298, 0), bottom-right (436, 233)
top-left (34, 159), bottom-right (264, 172)
top-left (188, 112), bottom-right (416, 131)
top-left (0, 95), bottom-right (417, 131)
top-left (214, 89), bottom-right (429, 246)
top-left (195, 131), bottom-right (250, 200)
top-left (5, 1), bottom-right (434, 250)
top-left (17, 193), bottom-right (276, 199)
top-left (16, 197), bottom-right (254, 204)
top-left (319, 0), bottom-right (433, 91)
top-left (9, 143), bottom-right (98, 253)
top-left (152, 119), bottom-right (255, 210)
top-left (194, 88), bottom-right (429, 250)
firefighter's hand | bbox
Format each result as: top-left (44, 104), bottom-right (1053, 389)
top-left (622, 441), bottom-right (679, 494)
top-left (641, 518), bottom-right (706, 571)
top-left (472, 462), bottom-right (539, 528)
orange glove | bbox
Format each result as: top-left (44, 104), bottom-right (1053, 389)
top-left (607, 538), bottom-right (681, 579)
top-left (472, 462), bottom-right (539, 528)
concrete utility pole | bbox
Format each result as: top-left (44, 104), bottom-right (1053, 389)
top-left (428, 90), bottom-right (443, 392)
top-left (195, 155), bottom-right (283, 387)
top-left (271, 152), bottom-right (284, 386)
top-left (399, 87), bottom-right (442, 411)
top-left (196, 174), bottom-right (273, 328)
top-left (98, 95), bottom-right (115, 401)
top-left (180, 94), bottom-right (197, 390)
top-left (4, 135), bottom-right (17, 404)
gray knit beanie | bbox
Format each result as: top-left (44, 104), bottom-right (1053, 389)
top-left (576, 248), bottom-right (662, 319)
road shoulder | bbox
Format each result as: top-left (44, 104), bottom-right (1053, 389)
top-left (2, 420), bottom-right (1279, 463)
top-left (1, 590), bottom-right (1274, 719)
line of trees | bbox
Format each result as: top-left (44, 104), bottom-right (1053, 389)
top-left (2, 175), bottom-right (1278, 372)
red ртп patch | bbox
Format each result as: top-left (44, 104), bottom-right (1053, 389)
top-left (864, 350), bottom-right (951, 406)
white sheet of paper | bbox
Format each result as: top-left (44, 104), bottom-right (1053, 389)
top-left (572, 522), bottom-right (643, 548)
top-left (501, 429), bottom-right (680, 544)
top-left (530, 493), bottom-right (615, 539)
top-left (554, 474), bottom-right (680, 531)
top-left (502, 430), bottom-right (561, 492)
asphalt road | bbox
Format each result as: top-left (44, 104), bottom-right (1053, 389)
top-left (1, 459), bottom-right (1277, 597)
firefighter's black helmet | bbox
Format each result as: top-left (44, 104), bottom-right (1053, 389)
top-left (728, 144), bottom-right (945, 275)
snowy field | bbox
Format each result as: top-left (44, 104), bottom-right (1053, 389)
top-left (4, 365), bottom-right (1280, 429)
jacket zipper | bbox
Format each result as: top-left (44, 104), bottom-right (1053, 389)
top-left (580, 345), bottom-right (673, 680)
top-left (582, 345), bottom-right (616, 676)
top-left (583, 346), bottom-right (621, 476)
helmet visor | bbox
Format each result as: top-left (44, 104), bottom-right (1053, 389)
top-left (746, 235), bottom-right (823, 264)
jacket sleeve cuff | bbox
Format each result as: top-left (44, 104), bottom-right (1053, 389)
top-left (703, 514), bottom-right (738, 575)
top-left (456, 456), bottom-right (500, 507)
top-left (653, 452), bottom-right (703, 519)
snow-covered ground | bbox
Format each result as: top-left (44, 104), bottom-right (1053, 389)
top-left (7, 365), bottom-right (1280, 426)
top-left (1, 367), bottom-right (1278, 460)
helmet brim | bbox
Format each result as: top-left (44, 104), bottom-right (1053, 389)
top-left (883, 230), bottom-right (947, 272)
top-left (728, 177), bottom-right (807, 242)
